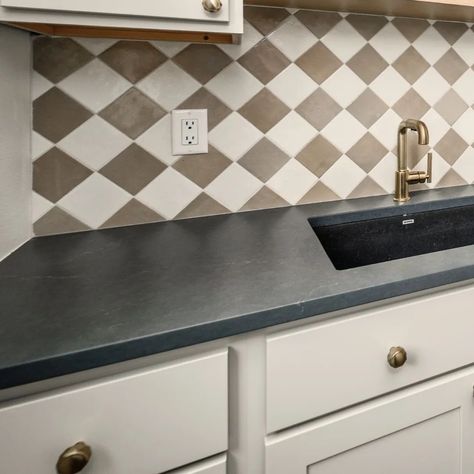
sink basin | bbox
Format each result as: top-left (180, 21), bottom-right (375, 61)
top-left (309, 203), bottom-right (474, 270)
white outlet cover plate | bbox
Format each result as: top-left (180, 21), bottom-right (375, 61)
top-left (171, 109), bottom-right (208, 155)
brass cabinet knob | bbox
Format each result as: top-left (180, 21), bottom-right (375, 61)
top-left (56, 442), bottom-right (92, 474)
top-left (387, 346), bottom-right (407, 368)
top-left (202, 0), bottom-right (222, 12)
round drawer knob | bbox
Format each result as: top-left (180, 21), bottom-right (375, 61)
top-left (56, 442), bottom-right (92, 474)
top-left (387, 346), bottom-right (407, 368)
top-left (202, 0), bottom-right (222, 12)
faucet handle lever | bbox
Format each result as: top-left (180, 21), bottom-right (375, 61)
top-left (426, 152), bottom-right (432, 184)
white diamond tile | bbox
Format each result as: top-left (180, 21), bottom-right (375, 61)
top-left (267, 64), bottom-right (317, 108)
top-left (368, 67), bottom-right (410, 106)
top-left (321, 110), bottom-right (366, 152)
top-left (136, 114), bottom-right (177, 165)
top-left (218, 21), bottom-right (263, 60)
top-left (58, 59), bottom-right (130, 113)
top-left (453, 69), bottom-right (474, 105)
top-left (320, 155), bottom-right (366, 198)
top-left (453, 147), bottom-right (474, 183)
top-left (420, 109), bottom-right (450, 145)
top-left (32, 192), bottom-right (53, 221)
top-left (413, 68), bottom-right (450, 106)
top-left (412, 28), bottom-right (450, 65)
top-left (266, 159), bottom-right (317, 204)
top-left (369, 109), bottom-right (402, 151)
top-left (58, 174), bottom-right (131, 228)
top-left (320, 65), bottom-right (366, 108)
top-left (205, 63), bottom-right (262, 110)
top-left (136, 168), bottom-right (201, 219)
top-left (205, 163), bottom-right (262, 211)
top-left (369, 151), bottom-right (397, 193)
top-left (151, 41), bottom-right (188, 58)
top-left (32, 72), bottom-right (53, 100)
top-left (268, 15), bottom-right (317, 61)
top-left (73, 37), bottom-right (117, 56)
top-left (320, 19), bottom-right (365, 62)
top-left (266, 111), bottom-right (316, 156)
top-left (453, 108), bottom-right (474, 145)
top-left (32, 132), bottom-right (53, 161)
top-left (209, 112), bottom-right (263, 160)
top-left (137, 60), bottom-right (200, 111)
top-left (58, 116), bottom-right (131, 170)
top-left (370, 23), bottom-right (410, 63)
top-left (452, 29), bottom-right (474, 65)
top-left (415, 151), bottom-right (450, 187)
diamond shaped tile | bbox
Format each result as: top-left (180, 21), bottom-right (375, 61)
top-left (391, 17), bottom-right (430, 43)
top-left (238, 89), bottom-right (289, 133)
top-left (347, 89), bottom-right (388, 128)
top-left (99, 88), bottom-right (165, 139)
top-left (451, 29), bottom-right (474, 65)
top-left (238, 138), bottom-right (290, 182)
top-left (453, 147), bottom-right (474, 183)
top-left (452, 107), bottom-right (474, 144)
top-left (218, 21), bottom-right (264, 60)
top-left (173, 146), bottom-right (231, 187)
top-left (320, 155), bottom-right (366, 198)
top-left (415, 151), bottom-right (450, 187)
top-left (420, 108), bottom-right (450, 145)
top-left (205, 163), bottom-right (262, 211)
top-left (150, 41), bottom-right (188, 58)
top-left (369, 22), bottom-right (410, 63)
top-left (434, 21), bottom-right (468, 45)
top-left (268, 15), bottom-right (317, 61)
top-left (434, 90), bottom-right (468, 125)
top-left (238, 39), bottom-right (291, 84)
top-left (205, 62), bottom-right (262, 110)
top-left (393, 89), bottom-right (430, 120)
top-left (32, 191), bottom-right (53, 222)
top-left (209, 112), bottom-right (263, 161)
top-left (369, 109), bottom-right (402, 151)
top-left (321, 110), bottom-right (367, 153)
top-left (173, 44), bottom-right (232, 84)
top-left (244, 6), bottom-right (290, 36)
top-left (58, 116), bottom-right (131, 170)
top-left (33, 207), bottom-right (89, 236)
top-left (32, 72), bottom-right (53, 100)
top-left (178, 88), bottom-right (231, 131)
top-left (298, 181), bottom-right (340, 204)
top-left (296, 42), bottom-right (342, 84)
top-left (266, 159), bottom-right (317, 204)
top-left (434, 130), bottom-right (468, 165)
top-left (348, 176), bottom-right (386, 199)
top-left (136, 115), bottom-right (176, 165)
top-left (393, 46), bottom-right (430, 84)
top-left (295, 10), bottom-right (342, 38)
top-left (453, 69), bottom-right (474, 105)
top-left (99, 41), bottom-right (166, 83)
top-left (58, 174), bottom-right (131, 228)
top-left (136, 168), bottom-right (201, 219)
top-left (34, 148), bottom-right (92, 202)
top-left (58, 58), bottom-right (130, 113)
top-left (437, 169), bottom-right (467, 188)
top-left (321, 65), bottom-right (366, 108)
top-left (434, 49), bottom-right (469, 85)
top-left (412, 68), bottom-right (450, 105)
top-left (412, 28), bottom-right (450, 65)
top-left (369, 151), bottom-right (397, 192)
top-left (320, 19), bottom-right (366, 63)
top-left (345, 14), bottom-right (388, 40)
top-left (100, 144), bottom-right (166, 194)
top-left (32, 131), bottom-right (53, 161)
top-left (347, 44), bottom-right (388, 85)
top-left (347, 132), bottom-right (388, 172)
top-left (177, 193), bottom-right (230, 219)
top-left (101, 199), bottom-right (163, 228)
top-left (296, 89), bottom-right (342, 131)
top-left (296, 135), bottom-right (342, 177)
top-left (240, 186), bottom-right (288, 211)
top-left (33, 88), bottom-right (92, 142)
top-left (73, 37), bottom-right (117, 56)
top-left (137, 61), bottom-right (200, 111)
top-left (369, 66), bottom-right (411, 106)
top-left (33, 37), bottom-right (93, 83)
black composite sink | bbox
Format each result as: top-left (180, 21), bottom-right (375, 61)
top-left (309, 204), bottom-right (474, 270)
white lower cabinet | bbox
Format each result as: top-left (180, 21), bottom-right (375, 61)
top-left (266, 367), bottom-right (474, 474)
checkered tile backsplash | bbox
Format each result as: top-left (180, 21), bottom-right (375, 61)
top-left (32, 6), bottom-right (474, 235)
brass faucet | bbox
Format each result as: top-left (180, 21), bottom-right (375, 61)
top-left (394, 119), bottom-right (432, 202)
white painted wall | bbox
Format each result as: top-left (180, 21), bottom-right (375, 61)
top-left (0, 25), bottom-right (31, 260)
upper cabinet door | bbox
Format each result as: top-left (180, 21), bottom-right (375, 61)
top-left (0, 0), bottom-right (230, 22)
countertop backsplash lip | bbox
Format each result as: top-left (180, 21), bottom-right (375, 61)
top-left (32, 6), bottom-right (474, 236)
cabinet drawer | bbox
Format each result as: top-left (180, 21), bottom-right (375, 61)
top-left (173, 453), bottom-right (226, 474)
top-left (267, 284), bottom-right (474, 432)
top-left (0, 350), bottom-right (228, 474)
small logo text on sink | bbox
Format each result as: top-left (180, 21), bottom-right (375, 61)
top-left (402, 219), bottom-right (415, 225)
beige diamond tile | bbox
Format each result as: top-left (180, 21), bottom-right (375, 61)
top-left (369, 152), bottom-right (397, 193)
top-left (173, 44), bottom-right (232, 84)
top-left (434, 90), bottom-right (468, 125)
top-left (244, 6), bottom-right (290, 36)
top-left (412, 28), bottom-right (450, 65)
top-left (238, 138), bottom-right (290, 182)
top-left (347, 132), bottom-right (388, 172)
top-left (136, 115), bottom-right (176, 165)
top-left (296, 135), bottom-right (342, 177)
top-left (321, 19), bottom-right (366, 63)
top-left (347, 89), bottom-right (388, 128)
top-left (33, 207), bottom-right (89, 236)
top-left (347, 44), bottom-right (388, 85)
top-left (240, 186), bottom-right (288, 211)
top-left (320, 155), bottom-right (366, 198)
top-left (434, 129), bottom-right (468, 165)
top-left (34, 148), bottom-right (92, 202)
top-left (434, 49), bottom-right (469, 85)
top-left (452, 107), bottom-right (474, 144)
top-left (295, 10), bottom-right (342, 38)
top-left (412, 68), bottom-right (450, 106)
top-left (391, 18), bottom-right (430, 43)
top-left (296, 89), bottom-right (342, 131)
top-left (452, 29), bottom-right (474, 65)
top-left (238, 40), bottom-right (291, 84)
top-left (453, 69), bottom-right (474, 105)
top-left (393, 46), bottom-right (430, 84)
top-left (345, 14), bottom-right (388, 40)
top-left (99, 88), bottom-right (166, 139)
top-left (321, 110), bottom-right (367, 153)
top-left (177, 193), bottom-right (230, 219)
top-left (437, 169), bottom-right (467, 188)
top-left (33, 88), bottom-right (92, 142)
top-left (32, 71), bottom-right (53, 100)
top-left (369, 109), bottom-right (403, 152)
top-left (32, 191), bottom-right (53, 222)
top-left (150, 41), bottom-right (188, 58)
top-left (453, 147), bottom-right (474, 183)
top-left (99, 41), bottom-right (167, 83)
top-left (298, 181), bottom-right (340, 204)
top-left (100, 144), bottom-right (166, 194)
top-left (434, 21), bottom-right (468, 45)
top-left (369, 22), bottom-right (410, 63)
top-left (33, 37), bottom-right (93, 83)
top-left (321, 65), bottom-right (366, 108)
top-left (101, 199), bottom-right (163, 229)
top-left (296, 42), bottom-right (342, 84)
top-left (173, 146), bottom-right (231, 188)
top-left (393, 89), bottom-right (430, 120)
top-left (347, 176), bottom-right (386, 199)
top-left (239, 89), bottom-right (289, 133)
top-left (32, 131), bottom-right (53, 161)
top-left (420, 108), bottom-right (450, 144)
top-left (369, 66), bottom-right (411, 106)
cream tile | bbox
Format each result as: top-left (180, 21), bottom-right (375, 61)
top-left (151, 41), bottom-right (188, 58)
top-left (320, 19), bottom-right (366, 62)
top-left (453, 69), bottom-right (474, 105)
top-left (453, 147), bottom-right (474, 183)
top-left (369, 67), bottom-right (410, 106)
top-left (412, 28), bottom-right (451, 65)
top-left (32, 72), bottom-right (53, 100)
top-left (321, 110), bottom-right (366, 152)
top-left (452, 29), bottom-right (474, 65)
top-left (369, 109), bottom-right (403, 151)
top-left (369, 152), bottom-right (397, 193)
top-left (32, 192), bottom-right (53, 221)
top-left (412, 68), bottom-right (450, 105)
top-left (369, 22), bottom-right (410, 63)
top-left (320, 155), bottom-right (366, 198)
top-left (320, 65), bottom-right (366, 108)
top-left (453, 108), bottom-right (474, 145)
top-left (218, 21), bottom-right (263, 60)
top-left (420, 109), bottom-right (450, 145)
top-left (32, 131), bottom-right (53, 161)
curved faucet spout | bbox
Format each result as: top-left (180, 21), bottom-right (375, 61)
top-left (398, 119), bottom-right (429, 145)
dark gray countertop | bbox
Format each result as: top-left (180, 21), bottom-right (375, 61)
top-left (2, 186), bottom-right (474, 389)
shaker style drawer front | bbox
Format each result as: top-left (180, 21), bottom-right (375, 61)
top-left (267, 284), bottom-right (474, 432)
top-left (0, 350), bottom-right (228, 474)
top-left (0, 0), bottom-right (230, 22)
top-left (173, 453), bottom-right (227, 474)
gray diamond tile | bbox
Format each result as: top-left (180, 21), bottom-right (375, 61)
top-left (347, 133), bottom-right (388, 172)
top-left (393, 88), bottom-right (430, 119)
top-left (33, 207), bottom-right (90, 236)
top-left (434, 21), bottom-right (468, 45)
top-left (296, 42), bottom-right (342, 84)
top-left (347, 89), bottom-right (388, 128)
top-left (101, 199), bottom-right (163, 228)
top-left (177, 193), bottom-right (230, 219)
top-left (298, 181), bottom-right (340, 204)
top-left (434, 48), bottom-right (469, 84)
top-left (437, 168), bottom-right (467, 187)
top-left (240, 186), bottom-right (288, 211)
top-left (347, 44), bottom-right (388, 85)
top-left (434, 129), bottom-right (468, 164)
top-left (296, 135), bottom-right (342, 177)
top-left (296, 89), bottom-right (342, 130)
top-left (393, 46), bottom-right (430, 84)
top-left (345, 14), bottom-right (388, 40)
top-left (348, 176), bottom-right (386, 198)
top-left (391, 17), bottom-right (430, 42)
top-left (244, 6), bottom-right (290, 35)
top-left (294, 10), bottom-right (342, 38)
top-left (435, 90), bottom-right (468, 125)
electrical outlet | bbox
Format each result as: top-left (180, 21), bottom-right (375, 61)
top-left (172, 109), bottom-right (208, 155)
